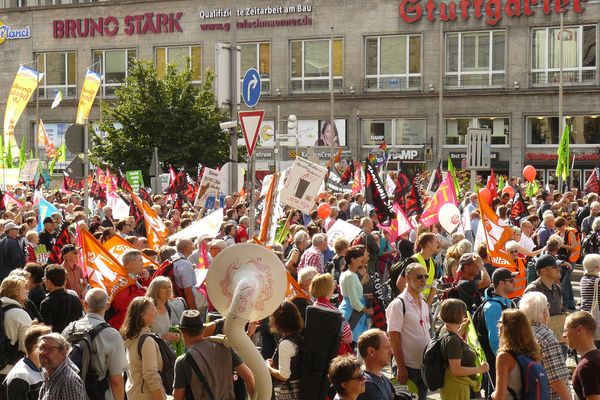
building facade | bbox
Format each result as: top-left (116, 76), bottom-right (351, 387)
top-left (1, 0), bottom-right (599, 186)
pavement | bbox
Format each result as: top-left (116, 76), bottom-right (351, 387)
top-left (389, 266), bottom-right (585, 399)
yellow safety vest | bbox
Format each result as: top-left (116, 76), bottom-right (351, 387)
top-left (413, 253), bottom-right (436, 298)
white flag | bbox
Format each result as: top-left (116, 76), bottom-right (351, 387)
top-left (50, 89), bottom-right (62, 109)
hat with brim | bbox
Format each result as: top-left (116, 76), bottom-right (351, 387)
top-left (179, 309), bottom-right (204, 330)
top-left (4, 222), bottom-right (18, 231)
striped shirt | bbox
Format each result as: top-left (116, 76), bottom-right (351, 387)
top-left (531, 322), bottom-right (570, 400)
top-left (580, 274), bottom-right (599, 313)
top-left (62, 262), bottom-right (85, 299)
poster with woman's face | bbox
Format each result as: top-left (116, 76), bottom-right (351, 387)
top-left (296, 119), bottom-right (346, 147)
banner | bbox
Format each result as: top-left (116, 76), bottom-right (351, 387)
top-left (556, 124), bottom-right (570, 181)
top-left (125, 170), bottom-right (144, 193)
top-left (195, 167), bottom-right (220, 207)
top-left (107, 191), bottom-right (130, 220)
top-left (37, 119), bottom-right (57, 159)
top-left (80, 228), bottom-right (135, 304)
top-left (3, 191), bottom-right (23, 211)
top-left (104, 235), bottom-right (158, 269)
top-left (280, 157), bottom-right (328, 214)
top-left (419, 172), bottom-right (458, 227)
top-left (76, 69), bottom-right (102, 124)
top-left (130, 189), bottom-right (169, 251)
top-left (326, 219), bottom-right (362, 249)
top-left (3, 66), bottom-right (42, 156)
top-left (19, 159), bottom-right (39, 183)
top-left (364, 160), bottom-right (394, 222)
top-left (585, 166), bottom-right (600, 195)
top-left (327, 164), bottom-right (352, 193)
top-left (37, 198), bottom-right (58, 232)
top-left (169, 208), bottom-right (224, 241)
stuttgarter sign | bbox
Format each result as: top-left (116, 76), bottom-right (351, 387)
top-left (399, 0), bottom-right (587, 25)
top-left (0, 21), bottom-right (31, 45)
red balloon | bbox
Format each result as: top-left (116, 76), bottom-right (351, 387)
top-left (502, 185), bottom-right (515, 198)
top-left (479, 188), bottom-right (492, 204)
top-left (317, 203), bottom-right (331, 219)
top-left (523, 165), bottom-right (537, 182)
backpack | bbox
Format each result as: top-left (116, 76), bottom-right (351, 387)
top-left (0, 301), bottom-right (22, 370)
top-left (581, 231), bottom-right (600, 257)
top-left (472, 297), bottom-right (512, 361)
top-left (64, 321), bottom-right (111, 400)
top-left (421, 329), bottom-right (448, 391)
top-left (388, 257), bottom-right (416, 298)
top-left (137, 332), bottom-right (177, 395)
top-left (152, 255), bottom-right (185, 297)
top-left (508, 352), bottom-right (550, 400)
top-left (441, 279), bottom-right (482, 312)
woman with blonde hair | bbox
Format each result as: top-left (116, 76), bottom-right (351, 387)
top-left (121, 296), bottom-right (167, 400)
top-left (146, 277), bottom-right (180, 343)
top-left (491, 309), bottom-right (544, 400)
top-left (0, 275), bottom-right (32, 381)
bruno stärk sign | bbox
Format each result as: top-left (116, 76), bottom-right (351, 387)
top-left (399, 0), bottom-right (587, 25)
top-left (53, 12), bottom-right (183, 38)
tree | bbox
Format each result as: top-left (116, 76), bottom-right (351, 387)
top-left (91, 59), bottom-right (232, 178)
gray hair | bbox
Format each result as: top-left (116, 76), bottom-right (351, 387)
top-left (456, 239), bottom-right (473, 254)
top-left (208, 239), bottom-right (227, 250)
top-left (512, 227), bottom-right (522, 235)
top-left (121, 249), bottom-right (142, 266)
top-left (294, 230), bottom-right (309, 246)
top-left (519, 292), bottom-right (548, 324)
top-left (592, 217), bottom-right (600, 233)
top-left (543, 211), bottom-right (555, 222)
top-left (146, 276), bottom-right (172, 304)
top-left (405, 262), bottom-right (425, 277)
top-left (505, 240), bottom-right (520, 252)
top-left (311, 233), bottom-right (327, 246)
top-left (40, 333), bottom-right (71, 353)
top-left (298, 267), bottom-right (319, 287)
top-left (176, 238), bottom-right (193, 253)
top-left (85, 288), bottom-right (108, 313)
top-left (591, 201), bottom-right (600, 209)
top-left (582, 254), bottom-right (600, 275)
top-left (239, 216), bottom-right (250, 225)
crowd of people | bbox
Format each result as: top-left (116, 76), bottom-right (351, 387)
top-left (0, 179), bottom-right (599, 400)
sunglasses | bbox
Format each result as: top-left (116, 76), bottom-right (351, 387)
top-left (414, 274), bottom-right (429, 280)
top-left (346, 370), bottom-right (367, 382)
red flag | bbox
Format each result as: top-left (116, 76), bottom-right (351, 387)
top-left (48, 224), bottom-right (71, 264)
top-left (130, 189), bottom-right (169, 251)
top-left (487, 169), bottom-right (498, 200)
top-left (351, 161), bottom-right (362, 195)
top-left (585, 166), bottom-right (600, 195)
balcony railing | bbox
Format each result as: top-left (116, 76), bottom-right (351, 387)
top-left (445, 73), bottom-right (506, 89)
top-left (530, 70), bottom-right (596, 86)
top-left (289, 79), bottom-right (343, 94)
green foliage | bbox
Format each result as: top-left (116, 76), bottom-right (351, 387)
top-left (91, 60), bottom-right (231, 179)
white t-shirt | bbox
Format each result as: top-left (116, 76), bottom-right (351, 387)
top-left (519, 234), bottom-right (536, 252)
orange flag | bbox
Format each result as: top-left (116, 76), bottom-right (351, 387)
top-left (129, 190), bottom-right (169, 251)
top-left (477, 193), bottom-right (526, 298)
top-left (80, 228), bottom-right (135, 303)
top-left (104, 235), bottom-right (158, 269)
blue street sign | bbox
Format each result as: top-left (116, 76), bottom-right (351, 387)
top-left (242, 68), bottom-right (261, 108)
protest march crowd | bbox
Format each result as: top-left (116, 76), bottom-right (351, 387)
top-left (0, 155), bottom-right (599, 400)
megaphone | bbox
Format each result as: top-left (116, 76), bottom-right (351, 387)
top-left (206, 243), bottom-right (287, 400)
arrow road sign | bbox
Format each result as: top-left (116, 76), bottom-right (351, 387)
top-left (239, 110), bottom-right (265, 158)
top-left (242, 68), bottom-right (261, 108)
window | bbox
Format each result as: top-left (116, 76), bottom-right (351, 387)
top-left (365, 35), bottom-right (421, 91)
top-left (240, 42), bottom-right (270, 93)
top-left (93, 48), bottom-right (136, 96)
top-left (155, 46), bottom-right (202, 82)
top-left (444, 117), bottom-right (511, 146)
top-left (362, 119), bottom-right (426, 146)
top-left (37, 51), bottom-right (77, 99)
top-left (527, 116), bottom-right (600, 145)
top-left (290, 38), bottom-right (343, 93)
top-left (531, 25), bottom-right (596, 85)
top-left (446, 31), bottom-right (505, 87)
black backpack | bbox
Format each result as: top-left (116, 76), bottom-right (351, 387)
top-left (64, 321), bottom-right (111, 400)
top-left (388, 257), bottom-right (416, 298)
top-left (0, 301), bottom-right (22, 370)
top-left (137, 332), bottom-right (177, 395)
top-left (421, 328), bottom-right (448, 391)
top-left (472, 297), bottom-right (513, 361)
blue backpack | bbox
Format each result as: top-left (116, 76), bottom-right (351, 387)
top-left (508, 353), bottom-right (550, 400)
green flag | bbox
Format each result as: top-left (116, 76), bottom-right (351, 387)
top-left (556, 124), bottom-right (570, 181)
top-left (466, 311), bottom-right (487, 384)
top-left (6, 141), bottom-right (13, 168)
top-left (498, 175), bottom-right (505, 192)
top-left (19, 136), bottom-right (26, 170)
top-left (447, 156), bottom-right (460, 197)
top-left (525, 180), bottom-right (540, 198)
top-left (0, 135), bottom-right (4, 169)
top-left (57, 143), bottom-right (66, 163)
top-left (49, 156), bottom-right (57, 175)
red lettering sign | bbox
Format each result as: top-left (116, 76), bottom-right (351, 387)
top-left (52, 13), bottom-right (184, 39)
top-left (399, 0), bottom-right (586, 25)
top-left (525, 152), bottom-right (599, 161)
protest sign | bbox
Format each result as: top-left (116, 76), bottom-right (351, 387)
top-left (280, 157), bottom-right (327, 214)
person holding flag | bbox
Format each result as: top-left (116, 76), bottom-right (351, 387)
top-left (437, 298), bottom-right (489, 399)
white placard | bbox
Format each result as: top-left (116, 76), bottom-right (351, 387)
top-left (326, 219), bottom-right (363, 249)
top-left (19, 159), bottom-right (39, 182)
top-left (279, 157), bottom-right (328, 214)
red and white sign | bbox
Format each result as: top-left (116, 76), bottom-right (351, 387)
top-left (239, 110), bottom-right (265, 158)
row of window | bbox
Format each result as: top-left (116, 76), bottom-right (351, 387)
top-left (360, 116), bottom-right (600, 147)
top-left (32, 23), bottom-right (598, 98)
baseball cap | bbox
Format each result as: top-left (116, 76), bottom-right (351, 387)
top-left (43, 217), bottom-right (54, 224)
top-left (492, 268), bottom-right (518, 286)
top-left (535, 254), bottom-right (561, 270)
top-left (458, 253), bottom-right (476, 266)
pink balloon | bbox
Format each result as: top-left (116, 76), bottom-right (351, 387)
top-left (317, 203), bottom-right (331, 219)
top-left (479, 188), bottom-right (492, 204)
top-left (502, 185), bottom-right (515, 198)
top-left (523, 165), bottom-right (537, 182)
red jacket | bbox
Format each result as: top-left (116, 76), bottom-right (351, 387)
top-left (108, 283), bottom-right (146, 330)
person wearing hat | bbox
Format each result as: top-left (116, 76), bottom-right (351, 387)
top-left (61, 244), bottom-right (86, 299)
top-left (38, 217), bottom-right (57, 252)
top-left (172, 310), bottom-right (255, 400)
top-left (538, 190), bottom-right (554, 220)
top-left (0, 222), bottom-right (26, 281)
top-left (453, 252), bottom-right (491, 314)
top-left (524, 250), bottom-right (565, 317)
top-left (479, 268), bottom-right (518, 397)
